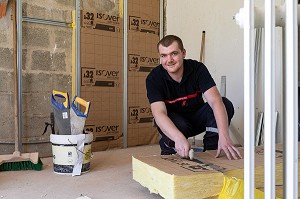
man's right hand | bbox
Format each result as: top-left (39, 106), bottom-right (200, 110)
top-left (174, 137), bottom-right (191, 158)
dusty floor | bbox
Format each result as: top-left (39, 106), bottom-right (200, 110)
top-left (0, 145), bottom-right (163, 199)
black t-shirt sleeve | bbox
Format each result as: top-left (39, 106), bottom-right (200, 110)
top-left (196, 62), bottom-right (216, 93)
top-left (146, 69), bottom-right (164, 104)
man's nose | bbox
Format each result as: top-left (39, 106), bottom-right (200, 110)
top-left (167, 54), bottom-right (174, 62)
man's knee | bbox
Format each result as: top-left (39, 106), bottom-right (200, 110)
top-left (203, 132), bottom-right (218, 151)
top-left (222, 97), bottom-right (234, 121)
top-left (203, 131), bottom-right (219, 151)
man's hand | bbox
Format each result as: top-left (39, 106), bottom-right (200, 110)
top-left (215, 136), bottom-right (242, 160)
top-left (174, 137), bottom-right (190, 158)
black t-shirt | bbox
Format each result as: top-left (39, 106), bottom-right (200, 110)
top-left (146, 59), bottom-right (216, 113)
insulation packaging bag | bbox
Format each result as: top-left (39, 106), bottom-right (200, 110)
top-left (70, 96), bottom-right (91, 135)
top-left (218, 176), bottom-right (281, 199)
top-left (51, 90), bottom-right (71, 135)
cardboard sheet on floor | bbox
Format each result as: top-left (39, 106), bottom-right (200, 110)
top-left (132, 144), bottom-right (294, 199)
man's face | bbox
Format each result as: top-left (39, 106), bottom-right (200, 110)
top-left (158, 41), bottom-right (186, 74)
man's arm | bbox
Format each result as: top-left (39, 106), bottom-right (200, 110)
top-left (203, 86), bottom-right (242, 160)
top-left (151, 101), bottom-right (190, 157)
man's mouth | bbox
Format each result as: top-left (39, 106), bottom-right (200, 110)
top-left (167, 62), bottom-right (176, 66)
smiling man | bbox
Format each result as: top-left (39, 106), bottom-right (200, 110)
top-left (146, 35), bottom-right (242, 160)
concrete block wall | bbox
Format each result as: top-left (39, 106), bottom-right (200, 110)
top-left (0, 0), bottom-right (121, 157)
top-left (82, 0), bottom-right (120, 14)
top-left (0, 0), bottom-right (74, 156)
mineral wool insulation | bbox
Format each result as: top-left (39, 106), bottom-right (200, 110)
top-left (133, 145), bottom-right (289, 199)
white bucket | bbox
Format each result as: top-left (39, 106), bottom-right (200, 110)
top-left (50, 133), bottom-right (93, 175)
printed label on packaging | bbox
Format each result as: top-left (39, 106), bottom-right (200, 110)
top-left (62, 112), bottom-right (69, 119)
top-left (128, 106), bottom-right (153, 124)
top-left (128, 54), bottom-right (159, 72)
top-left (161, 156), bottom-right (226, 173)
top-left (82, 10), bottom-right (121, 33)
top-left (81, 67), bottom-right (120, 87)
top-left (82, 11), bottom-right (95, 28)
top-left (129, 16), bottom-right (159, 35)
top-left (84, 124), bottom-right (121, 141)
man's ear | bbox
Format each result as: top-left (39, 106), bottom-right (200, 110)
top-left (182, 48), bottom-right (186, 58)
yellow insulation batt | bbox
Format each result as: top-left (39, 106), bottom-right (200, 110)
top-left (132, 144), bottom-right (299, 198)
top-left (132, 155), bottom-right (224, 199)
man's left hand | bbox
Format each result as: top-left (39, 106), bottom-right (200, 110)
top-left (215, 138), bottom-right (242, 160)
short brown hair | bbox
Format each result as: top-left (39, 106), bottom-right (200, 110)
top-left (157, 35), bottom-right (184, 51)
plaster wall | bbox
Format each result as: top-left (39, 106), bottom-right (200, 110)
top-left (165, 0), bottom-right (284, 144)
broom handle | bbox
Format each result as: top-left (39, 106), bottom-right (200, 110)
top-left (17, 0), bottom-right (23, 153)
top-left (13, 0), bottom-right (23, 153)
top-left (200, 31), bottom-right (205, 63)
top-left (12, 0), bottom-right (19, 153)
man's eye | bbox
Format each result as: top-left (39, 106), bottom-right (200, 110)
top-left (160, 55), bottom-right (165, 58)
top-left (172, 52), bottom-right (178, 56)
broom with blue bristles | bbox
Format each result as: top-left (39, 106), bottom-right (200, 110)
top-left (0, 0), bottom-right (42, 171)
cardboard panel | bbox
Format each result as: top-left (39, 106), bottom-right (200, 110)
top-left (81, 9), bottom-right (124, 150)
top-left (127, 0), bottom-right (160, 147)
top-left (80, 0), bottom-right (160, 151)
